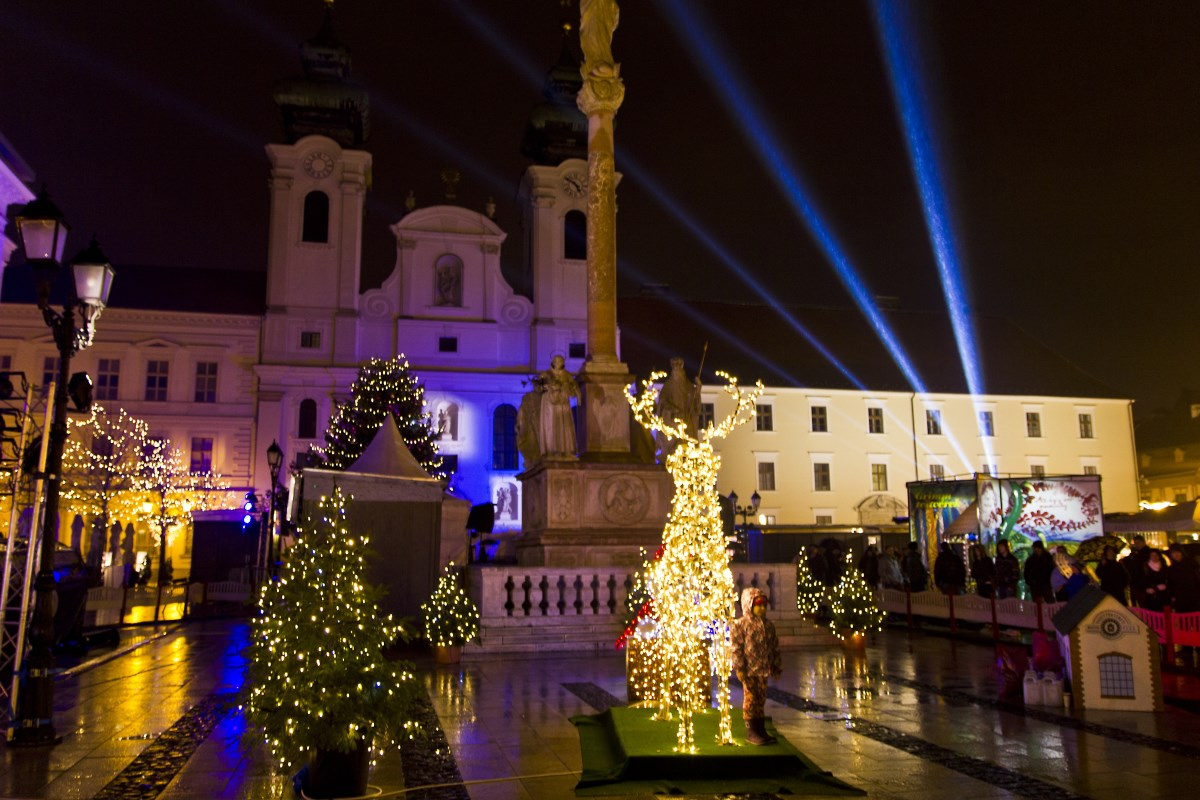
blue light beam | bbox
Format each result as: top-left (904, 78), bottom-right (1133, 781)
top-left (870, 0), bottom-right (985, 401)
top-left (661, 0), bottom-right (928, 394)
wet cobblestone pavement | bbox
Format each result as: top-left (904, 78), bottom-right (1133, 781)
top-left (2, 621), bottom-right (1200, 798)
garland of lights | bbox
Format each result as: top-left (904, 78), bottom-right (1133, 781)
top-left (421, 562), bottom-right (480, 647)
top-left (60, 404), bottom-right (149, 555)
top-left (243, 485), bottom-right (421, 771)
top-left (131, 437), bottom-right (234, 551)
top-left (827, 551), bottom-right (885, 641)
top-left (627, 369), bottom-right (764, 752)
top-left (318, 356), bottom-right (445, 477)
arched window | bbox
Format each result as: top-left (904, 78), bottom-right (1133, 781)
top-left (302, 191), bottom-right (330, 243)
top-left (564, 210), bottom-right (587, 260)
top-left (493, 404), bottom-right (518, 470)
top-left (298, 398), bottom-right (318, 439)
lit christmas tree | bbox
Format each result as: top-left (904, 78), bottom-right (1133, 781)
top-left (827, 551), bottom-right (885, 640)
top-left (318, 356), bottom-right (444, 477)
top-left (421, 562), bottom-right (480, 647)
top-left (244, 485), bottom-right (420, 771)
top-left (796, 558), bottom-right (827, 618)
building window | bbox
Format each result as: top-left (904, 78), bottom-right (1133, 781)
top-left (867, 407), bottom-right (884, 434)
top-left (813, 462), bottom-right (831, 492)
top-left (302, 190), bottom-right (330, 243)
top-left (194, 361), bottom-right (218, 403)
top-left (298, 398), bottom-right (318, 439)
top-left (926, 409), bottom-right (942, 435)
top-left (564, 210), bottom-right (587, 260)
top-left (930, 463), bottom-right (945, 480)
top-left (756, 404), bottom-right (773, 431)
top-left (979, 410), bottom-right (994, 437)
top-left (1175, 489), bottom-right (1189, 504)
top-left (1030, 464), bottom-right (1046, 478)
top-left (438, 336), bottom-right (458, 353)
top-left (493, 404), bottom-right (518, 470)
top-left (300, 331), bottom-right (321, 349)
top-left (981, 463), bottom-right (996, 476)
top-left (568, 342), bottom-right (586, 359)
top-left (42, 356), bottom-right (60, 396)
top-left (1098, 653), bottom-right (1135, 699)
top-left (699, 403), bottom-right (714, 429)
top-left (1079, 413), bottom-right (1094, 439)
top-left (815, 515), bottom-right (833, 525)
top-left (189, 437), bottom-right (213, 473)
top-left (145, 360), bottom-right (169, 401)
top-left (811, 405), bottom-right (827, 433)
top-left (96, 358), bottom-right (120, 401)
top-left (759, 514), bottom-right (777, 525)
top-left (871, 463), bottom-right (888, 492)
top-left (1083, 465), bottom-right (1098, 476)
top-left (757, 461), bottom-right (776, 491)
top-left (1026, 411), bottom-right (1042, 437)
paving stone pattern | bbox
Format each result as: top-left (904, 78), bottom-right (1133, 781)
top-left (91, 692), bottom-right (237, 800)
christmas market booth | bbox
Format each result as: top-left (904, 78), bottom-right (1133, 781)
top-left (294, 416), bottom-right (469, 620)
top-left (908, 474), bottom-right (1105, 566)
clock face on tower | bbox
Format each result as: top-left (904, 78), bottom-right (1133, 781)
top-left (303, 151), bottom-right (335, 179)
top-left (562, 171), bottom-right (586, 199)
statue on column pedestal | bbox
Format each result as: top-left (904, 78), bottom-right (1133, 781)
top-left (655, 358), bottom-right (701, 460)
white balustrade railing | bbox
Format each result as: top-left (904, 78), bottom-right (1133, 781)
top-left (468, 563), bottom-right (803, 623)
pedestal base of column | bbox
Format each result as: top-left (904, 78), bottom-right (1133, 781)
top-left (516, 460), bottom-right (670, 567)
top-left (575, 361), bottom-right (653, 460)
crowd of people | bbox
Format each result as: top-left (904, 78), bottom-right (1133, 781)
top-left (847, 534), bottom-right (1200, 611)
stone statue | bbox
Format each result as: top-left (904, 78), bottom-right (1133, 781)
top-left (516, 387), bottom-right (542, 467)
top-left (655, 357), bottom-right (701, 458)
top-left (537, 355), bottom-right (580, 458)
top-left (580, 0), bottom-right (620, 75)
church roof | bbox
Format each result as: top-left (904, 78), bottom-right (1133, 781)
top-left (617, 296), bottom-right (1127, 400)
top-left (520, 21), bottom-right (587, 166)
top-left (348, 415), bottom-right (438, 481)
top-left (273, 5), bottom-right (369, 148)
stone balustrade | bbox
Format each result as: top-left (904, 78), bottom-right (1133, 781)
top-left (465, 562), bottom-right (833, 656)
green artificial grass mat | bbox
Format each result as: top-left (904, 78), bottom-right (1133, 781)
top-left (570, 706), bottom-right (864, 796)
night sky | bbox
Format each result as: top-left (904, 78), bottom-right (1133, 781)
top-left (3, 1), bottom-right (1197, 414)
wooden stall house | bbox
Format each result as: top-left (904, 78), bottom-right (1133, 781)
top-left (1052, 585), bottom-right (1163, 712)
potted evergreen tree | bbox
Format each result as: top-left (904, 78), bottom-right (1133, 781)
top-left (828, 552), bottom-right (886, 648)
top-left (422, 562), bottom-right (480, 664)
top-left (244, 485), bottom-right (420, 799)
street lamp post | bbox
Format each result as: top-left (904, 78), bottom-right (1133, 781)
top-left (728, 490), bottom-right (761, 560)
top-left (12, 191), bottom-right (115, 746)
top-left (264, 440), bottom-right (283, 580)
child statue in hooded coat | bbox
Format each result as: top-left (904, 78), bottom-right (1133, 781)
top-left (730, 586), bottom-right (782, 745)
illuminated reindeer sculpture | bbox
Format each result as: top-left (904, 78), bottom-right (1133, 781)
top-left (626, 370), bottom-right (764, 752)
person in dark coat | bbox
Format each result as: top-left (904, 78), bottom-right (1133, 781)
top-left (1141, 550), bottom-right (1170, 611)
top-left (1167, 543), bottom-right (1200, 612)
top-left (994, 540), bottom-right (1020, 599)
top-left (902, 541), bottom-right (928, 592)
top-left (1120, 535), bottom-right (1156, 607)
top-left (858, 545), bottom-right (880, 589)
top-left (969, 544), bottom-right (995, 598)
top-left (805, 546), bottom-right (827, 586)
top-left (1095, 545), bottom-right (1130, 605)
top-left (933, 542), bottom-right (966, 595)
top-left (1023, 540), bottom-right (1056, 602)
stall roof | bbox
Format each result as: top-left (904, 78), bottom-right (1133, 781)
top-left (1103, 501), bottom-right (1200, 533)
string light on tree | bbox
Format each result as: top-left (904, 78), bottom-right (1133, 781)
top-left (244, 485), bottom-right (420, 772)
top-left (827, 551), bottom-right (885, 641)
top-left (318, 356), bottom-right (444, 477)
top-left (627, 369), bottom-right (764, 752)
top-left (796, 557), bottom-right (826, 618)
top-left (421, 562), bottom-right (480, 647)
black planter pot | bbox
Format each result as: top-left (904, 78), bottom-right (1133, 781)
top-left (306, 736), bottom-right (372, 799)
